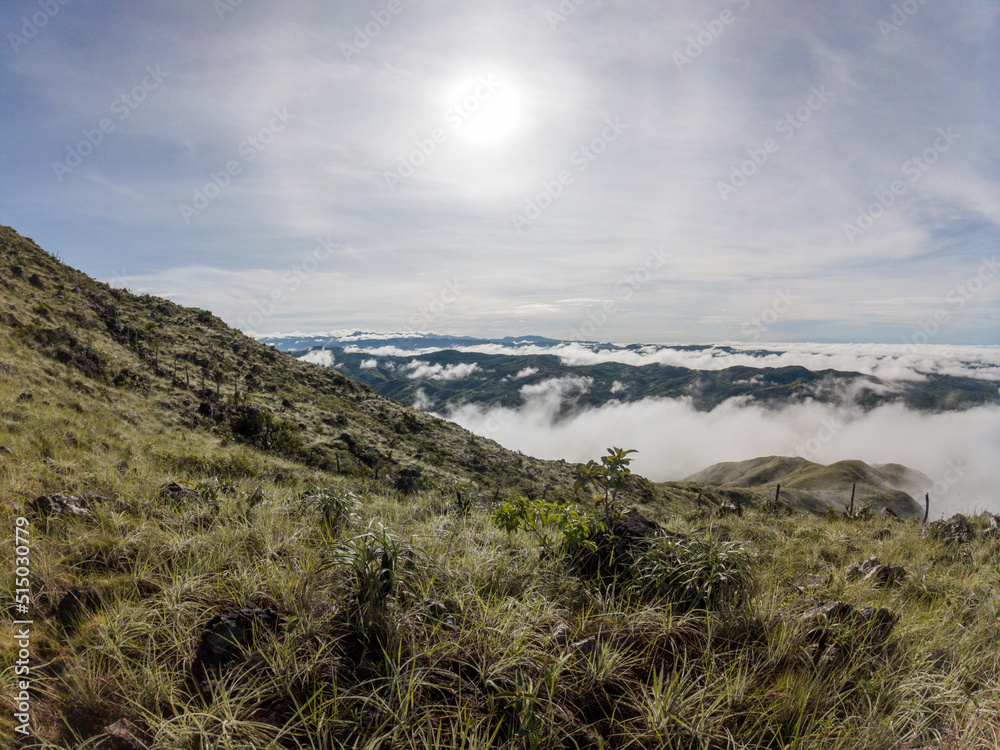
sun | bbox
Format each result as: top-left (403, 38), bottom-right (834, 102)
top-left (443, 73), bottom-right (524, 148)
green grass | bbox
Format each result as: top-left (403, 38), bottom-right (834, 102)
top-left (1, 226), bottom-right (999, 748)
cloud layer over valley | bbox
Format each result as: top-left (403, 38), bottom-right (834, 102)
top-left (444, 384), bottom-right (1000, 517)
top-left (286, 334), bottom-right (1000, 516)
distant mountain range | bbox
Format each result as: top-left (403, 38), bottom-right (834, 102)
top-left (257, 331), bottom-right (566, 352)
top-left (260, 333), bottom-right (1000, 415)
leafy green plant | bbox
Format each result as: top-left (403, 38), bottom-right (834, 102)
top-left (633, 535), bottom-right (754, 611)
top-left (324, 521), bottom-right (416, 610)
top-left (573, 446), bottom-right (637, 519)
top-left (490, 495), bottom-right (600, 558)
top-left (300, 487), bottom-right (358, 540)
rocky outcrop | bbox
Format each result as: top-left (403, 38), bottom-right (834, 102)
top-left (103, 718), bottom-right (149, 750)
top-left (800, 600), bottom-right (898, 669)
top-left (29, 493), bottom-right (92, 517)
top-left (924, 514), bottom-right (975, 544)
top-left (192, 607), bottom-right (284, 692)
top-left (159, 482), bottom-right (199, 501)
top-left (801, 601), bottom-right (897, 643)
top-left (569, 508), bottom-right (680, 579)
top-left (845, 555), bottom-right (906, 587)
top-left (878, 507), bottom-right (901, 522)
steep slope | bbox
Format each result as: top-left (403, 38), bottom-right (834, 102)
top-left (683, 455), bottom-right (927, 517)
top-left (0, 225), bottom-right (597, 502)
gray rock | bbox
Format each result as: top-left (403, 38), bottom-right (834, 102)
top-left (800, 600), bottom-right (898, 646)
top-left (192, 607), bottom-right (284, 692)
top-left (29, 493), bottom-right (91, 517)
top-left (569, 507), bottom-right (678, 579)
top-left (801, 601), bottom-right (854, 622)
top-left (878, 507), bottom-right (901, 522)
top-left (104, 718), bottom-right (148, 750)
top-left (845, 554), bottom-right (880, 581)
top-left (792, 573), bottom-right (831, 592)
top-left (846, 555), bottom-right (905, 587)
top-left (160, 481), bottom-right (198, 500)
top-left (924, 513), bottom-right (975, 544)
top-left (551, 622), bottom-right (572, 646)
top-left (717, 499), bottom-right (743, 517)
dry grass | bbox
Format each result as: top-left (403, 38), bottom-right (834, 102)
top-left (1, 227), bottom-right (998, 748)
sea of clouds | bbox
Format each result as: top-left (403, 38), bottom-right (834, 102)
top-left (442, 378), bottom-right (1000, 517)
top-left (300, 339), bottom-right (1000, 516)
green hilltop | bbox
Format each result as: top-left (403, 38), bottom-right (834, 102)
top-left (681, 456), bottom-right (927, 518)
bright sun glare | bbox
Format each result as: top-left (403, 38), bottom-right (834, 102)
top-left (443, 73), bottom-right (524, 148)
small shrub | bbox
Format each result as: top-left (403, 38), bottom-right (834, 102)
top-left (491, 495), bottom-right (600, 558)
top-left (300, 487), bottom-right (358, 540)
top-left (573, 446), bottom-right (637, 519)
top-left (229, 404), bottom-right (304, 457)
top-left (324, 521), bottom-right (416, 610)
top-left (633, 535), bottom-right (754, 611)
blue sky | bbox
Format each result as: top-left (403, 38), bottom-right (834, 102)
top-left (1, 0), bottom-right (998, 344)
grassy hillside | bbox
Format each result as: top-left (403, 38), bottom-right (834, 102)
top-left (0, 225), bottom-right (596, 502)
top-left (2, 227), bottom-right (999, 749)
top-left (683, 456), bottom-right (927, 518)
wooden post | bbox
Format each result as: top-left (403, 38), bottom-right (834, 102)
top-left (850, 483), bottom-right (856, 518)
top-left (775, 483), bottom-right (781, 505)
top-left (923, 493), bottom-right (930, 525)
top-left (696, 489), bottom-right (703, 509)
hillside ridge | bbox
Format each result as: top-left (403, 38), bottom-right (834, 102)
top-left (0, 225), bottom-right (592, 502)
top-left (683, 455), bottom-right (927, 518)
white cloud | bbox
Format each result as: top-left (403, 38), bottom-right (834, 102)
top-left (413, 388), bottom-right (433, 411)
top-left (519, 376), bottom-right (594, 402)
top-left (298, 349), bottom-right (335, 367)
top-left (444, 393), bottom-right (1000, 517)
top-left (405, 361), bottom-right (481, 381)
top-left (515, 367), bottom-right (539, 379)
top-left (324, 340), bottom-right (1000, 381)
top-left (360, 358), bottom-right (378, 369)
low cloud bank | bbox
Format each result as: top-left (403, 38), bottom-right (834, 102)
top-left (441, 385), bottom-right (1000, 517)
top-left (405, 361), bottom-right (481, 381)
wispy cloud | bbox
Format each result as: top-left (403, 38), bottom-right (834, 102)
top-left (0, 0), bottom-right (995, 343)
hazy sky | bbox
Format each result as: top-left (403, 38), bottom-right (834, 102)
top-left (2, 0), bottom-right (998, 344)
